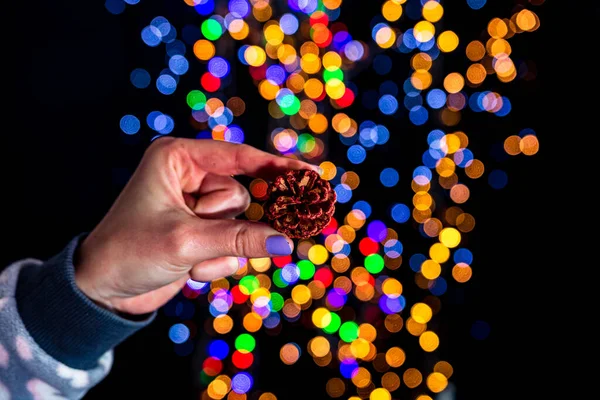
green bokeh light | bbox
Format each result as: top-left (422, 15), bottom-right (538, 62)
top-left (235, 333), bottom-right (256, 353)
top-left (323, 312), bottom-right (341, 334)
top-left (270, 292), bottom-right (284, 312)
top-left (297, 133), bottom-right (316, 153)
top-left (239, 275), bottom-right (259, 294)
top-left (272, 269), bottom-right (288, 288)
top-left (339, 321), bottom-right (359, 342)
top-left (186, 90), bottom-right (207, 110)
top-left (298, 260), bottom-right (316, 280)
top-left (323, 68), bottom-right (344, 83)
top-left (201, 19), bottom-right (223, 41)
top-left (364, 254), bottom-right (384, 274)
top-left (281, 96), bottom-right (301, 115)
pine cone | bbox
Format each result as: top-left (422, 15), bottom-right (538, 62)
top-left (264, 169), bottom-right (337, 239)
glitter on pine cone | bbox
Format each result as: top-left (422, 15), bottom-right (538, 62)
top-left (264, 169), bottom-right (337, 239)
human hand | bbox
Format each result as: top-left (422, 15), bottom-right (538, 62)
top-left (74, 137), bottom-right (319, 315)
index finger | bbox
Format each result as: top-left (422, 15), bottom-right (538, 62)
top-left (167, 138), bottom-right (320, 180)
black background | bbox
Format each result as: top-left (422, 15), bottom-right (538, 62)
top-left (4, 0), bottom-right (552, 399)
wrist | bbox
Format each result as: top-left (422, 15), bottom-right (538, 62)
top-left (74, 235), bottom-right (117, 312)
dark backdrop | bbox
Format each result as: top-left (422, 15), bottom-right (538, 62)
top-left (5, 1), bottom-right (551, 399)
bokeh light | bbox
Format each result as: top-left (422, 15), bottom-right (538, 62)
top-left (115, 0), bottom-right (544, 397)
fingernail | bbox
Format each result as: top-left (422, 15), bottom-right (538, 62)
top-left (310, 165), bottom-right (323, 175)
top-left (266, 235), bottom-right (293, 256)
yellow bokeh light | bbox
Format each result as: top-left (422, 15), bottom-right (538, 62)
top-left (422, 1), bottom-right (443, 22)
top-left (426, 372), bottom-right (448, 393)
top-left (351, 367), bottom-right (372, 388)
top-left (443, 72), bottom-right (465, 94)
top-left (436, 157), bottom-right (455, 177)
top-left (382, 278), bottom-right (402, 297)
top-left (382, 1), bottom-right (403, 21)
top-left (310, 336), bottom-right (331, 358)
top-left (291, 284), bottom-right (312, 305)
top-left (243, 312), bottom-right (262, 332)
top-left (437, 31), bottom-right (459, 52)
top-left (325, 78), bottom-right (346, 99)
top-left (516, 9), bottom-right (539, 31)
top-left (309, 113), bottom-right (328, 134)
top-left (429, 243), bottom-right (450, 263)
top-left (411, 69), bottom-right (432, 90)
top-left (323, 0), bottom-right (343, 10)
top-left (319, 161), bottom-right (337, 180)
top-left (421, 259), bottom-right (441, 279)
top-left (370, 388), bottom-right (391, 400)
top-left (244, 46), bottom-right (267, 67)
top-left (385, 347), bottom-right (405, 368)
top-left (249, 257), bottom-right (271, 273)
top-left (375, 26), bottom-right (396, 49)
top-left (414, 21), bottom-right (435, 43)
top-left (264, 24), bottom-right (284, 45)
top-left (358, 323), bottom-right (377, 342)
top-left (413, 191), bottom-right (433, 211)
top-left (322, 51), bottom-right (342, 71)
top-left (411, 302), bottom-right (432, 324)
top-left (308, 244), bottom-right (329, 265)
top-left (439, 227), bottom-right (461, 248)
top-left (229, 20), bottom-right (249, 40)
top-left (312, 307), bottom-right (332, 328)
top-left (277, 44), bottom-right (297, 65)
top-left (488, 18), bottom-right (508, 38)
top-left (411, 52), bottom-right (433, 71)
top-left (419, 330), bottom-right (440, 352)
top-left (193, 39), bottom-right (216, 61)
top-left (301, 53), bottom-right (321, 74)
top-left (350, 338), bottom-right (371, 359)
top-left (213, 314), bottom-right (233, 334)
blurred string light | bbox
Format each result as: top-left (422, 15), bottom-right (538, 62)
top-left (112, 0), bottom-right (543, 398)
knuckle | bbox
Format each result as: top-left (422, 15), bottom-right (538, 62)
top-left (165, 222), bottom-right (195, 261)
top-left (233, 223), bottom-right (252, 256)
top-left (231, 185), bottom-right (251, 212)
top-left (233, 144), bottom-right (252, 173)
top-left (147, 136), bottom-right (177, 156)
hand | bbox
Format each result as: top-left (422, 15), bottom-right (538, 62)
top-left (74, 137), bottom-right (319, 315)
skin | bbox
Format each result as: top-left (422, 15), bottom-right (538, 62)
top-left (75, 137), bottom-right (319, 315)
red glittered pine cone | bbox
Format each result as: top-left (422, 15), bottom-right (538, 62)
top-left (264, 169), bottom-right (337, 239)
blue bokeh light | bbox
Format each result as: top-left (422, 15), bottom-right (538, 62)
top-left (168, 55), bottom-right (189, 75)
top-left (120, 115), bottom-right (140, 135)
top-left (168, 323), bottom-right (190, 344)
top-left (347, 145), bottom-right (367, 164)
top-left (390, 203), bottom-right (410, 223)
top-left (380, 168), bottom-right (399, 187)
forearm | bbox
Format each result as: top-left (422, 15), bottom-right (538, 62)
top-left (0, 236), bottom-right (154, 399)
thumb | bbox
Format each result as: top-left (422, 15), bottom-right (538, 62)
top-left (192, 219), bottom-right (294, 260)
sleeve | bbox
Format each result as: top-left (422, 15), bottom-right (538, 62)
top-left (0, 236), bottom-right (156, 400)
